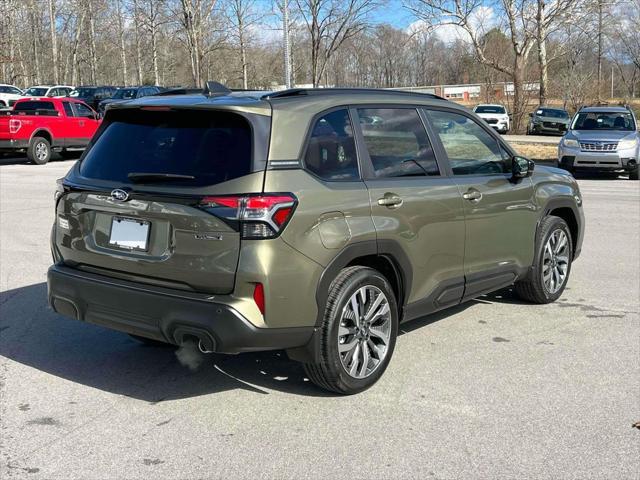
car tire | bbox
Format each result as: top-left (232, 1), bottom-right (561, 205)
top-left (27, 136), bottom-right (51, 165)
top-left (303, 266), bottom-right (399, 395)
top-left (128, 334), bottom-right (173, 347)
top-left (515, 216), bottom-right (573, 304)
top-left (629, 168), bottom-right (639, 180)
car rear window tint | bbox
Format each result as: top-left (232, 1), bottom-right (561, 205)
top-left (14, 101), bottom-right (56, 111)
top-left (79, 109), bottom-right (252, 187)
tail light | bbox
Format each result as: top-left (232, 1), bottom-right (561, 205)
top-left (9, 119), bottom-right (21, 134)
top-left (199, 193), bottom-right (297, 239)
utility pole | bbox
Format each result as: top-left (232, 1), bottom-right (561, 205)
top-left (611, 66), bottom-right (614, 99)
top-left (282, 0), bottom-right (291, 88)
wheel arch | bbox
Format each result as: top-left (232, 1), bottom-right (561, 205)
top-left (30, 128), bottom-right (54, 145)
top-left (288, 240), bottom-right (412, 363)
top-left (542, 198), bottom-right (581, 259)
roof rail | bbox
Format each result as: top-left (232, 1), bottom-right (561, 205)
top-left (262, 87), bottom-right (447, 101)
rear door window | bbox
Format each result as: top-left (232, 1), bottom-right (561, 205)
top-left (357, 108), bottom-right (439, 177)
top-left (79, 109), bottom-right (252, 187)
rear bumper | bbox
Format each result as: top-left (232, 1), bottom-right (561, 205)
top-left (0, 139), bottom-right (28, 151)
top-left (47, 264), bottom-right (314, 354)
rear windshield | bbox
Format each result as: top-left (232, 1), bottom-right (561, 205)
top-left (14, 101), bottom-right (56, 111)
top-left (474, 106), bottom-right (506, 114)
top-left (24, 87), bottom-right (49, 96)
top-left (79, 109), bottom-right (252, 187)
top-left (113, 88), bottom-right (137, 99)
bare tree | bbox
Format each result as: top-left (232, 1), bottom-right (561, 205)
top-left (227, 0), bottom-right (259, 89)
top-left (175, 0), bottom-right (220, 86)
top-left (408, 0), bottom-right (537, 131)
top-left (116, 0), bottom-right (128, 85)
top-left (48, 0), bottom-right (59, 83)
top-left (534, 0), bottom-right (576, 104)
top-left (296, 0), bottom-right (378, 87)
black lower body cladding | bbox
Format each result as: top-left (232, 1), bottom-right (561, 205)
top-left (47, 265), bottom-right (313, 354)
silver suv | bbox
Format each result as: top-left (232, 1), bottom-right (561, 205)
top-left (558, 106), bottom-right (639, 180)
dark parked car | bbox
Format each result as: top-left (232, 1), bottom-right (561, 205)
top-left (527, 107), bottom-right (571, 135)
top-left (98, 86), bottom-right (161, 113)
top-left (69, 86), bottom-right (117, 110)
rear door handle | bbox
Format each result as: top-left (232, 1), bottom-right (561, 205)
top-left (378, 193), bottom-right (403, 208)
top-left (462, 188), bottom-right (482, 202)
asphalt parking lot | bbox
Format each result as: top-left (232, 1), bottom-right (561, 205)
top-left (1, 156), bottom-right (639, 479)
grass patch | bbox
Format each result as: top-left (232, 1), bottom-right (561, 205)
top-left (511, 143), bottom-right (558, 162)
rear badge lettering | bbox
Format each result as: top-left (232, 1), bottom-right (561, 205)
top-left (194, 233), bottom-right (223, 241)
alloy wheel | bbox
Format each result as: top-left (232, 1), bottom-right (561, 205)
top-left (338, 285), bottom-right (391, 379)
top-left (542, 229), bottom-right (570, 294)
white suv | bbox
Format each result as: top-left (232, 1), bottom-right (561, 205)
top-left (0, 84), bottom-right (24, 108)
top-left (22, 85), bottom-right (74, 98)
top-left (473, 104), bottom-right (510, 134)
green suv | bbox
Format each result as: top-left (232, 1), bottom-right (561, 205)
top-left (48, 88), bottom-right (584, 394)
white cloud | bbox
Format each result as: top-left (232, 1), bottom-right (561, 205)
top-left (406, 6), bottom-right (497, 44)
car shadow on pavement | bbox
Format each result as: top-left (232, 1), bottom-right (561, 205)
top-left (0, 282), bottom-right (333, 400)
top-left (0, 282), bottom-right (528, 400)
top-left (0, 152), bottom-right (80, 166)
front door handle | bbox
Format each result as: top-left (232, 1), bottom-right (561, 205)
top-left (378, 193), bottom-right (403, 208)
top-left (462, 188), bottom-right (482, 202)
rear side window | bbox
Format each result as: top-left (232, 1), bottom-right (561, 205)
top-left (357, 108), bottom-right (439, 178)
top-left (304, 109), bottom-right (359, 181)
top-left (14, 101), bottom-right (55, 111)
top-left (80, 110), bottom-right (252, 187)
top-left (62, 102), bottom-right (74, 116)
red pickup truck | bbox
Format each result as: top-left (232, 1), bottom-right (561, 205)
top-left (0, 97), bottom-right (101, 164)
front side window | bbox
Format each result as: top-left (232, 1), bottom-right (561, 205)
top-left (358, 108), bottom-right (439, 178)
top-left (73, 102), bottom-right (94, 117)
top-left (303, 109), bottom-right (359, 181)
top-left (426, 110), bottom-right (509, 176)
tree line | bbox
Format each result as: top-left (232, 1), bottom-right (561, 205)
top-left (1, 0), bottom-right (639, 131)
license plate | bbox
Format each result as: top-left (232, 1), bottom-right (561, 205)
top-left (109, 217), bottom-right (150, 251)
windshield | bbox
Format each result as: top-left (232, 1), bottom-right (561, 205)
top-left (474, 106), bottom-right (506, 114)
top-left (80, 110), bottom-right (252, 187)
top-left (24, 87), bottom-right (49, 96)
top-left (70, 88), bottom-right (96, 98)
top-left (113, 88), bottom-right (137, 99)
top-left (572, 112), bottom-right (636, 131)
top-left (537, 108), bottom-right (568, 119)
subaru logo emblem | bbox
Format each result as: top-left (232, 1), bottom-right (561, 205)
top-left (110, 189), bottom-right (129, 202)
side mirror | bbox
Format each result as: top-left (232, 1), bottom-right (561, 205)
top-left (528, 112), bottom-right (533, 117)
top-left (512, 156), bottom-right (534, 179)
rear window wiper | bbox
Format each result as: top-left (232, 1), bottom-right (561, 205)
top-left (127, 172), bottom-right (195, 183)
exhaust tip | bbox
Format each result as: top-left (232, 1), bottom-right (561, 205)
top-left (198, 339), bottom-right (214, 354)
top-left (172, 326), bottom-right (216, 354)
